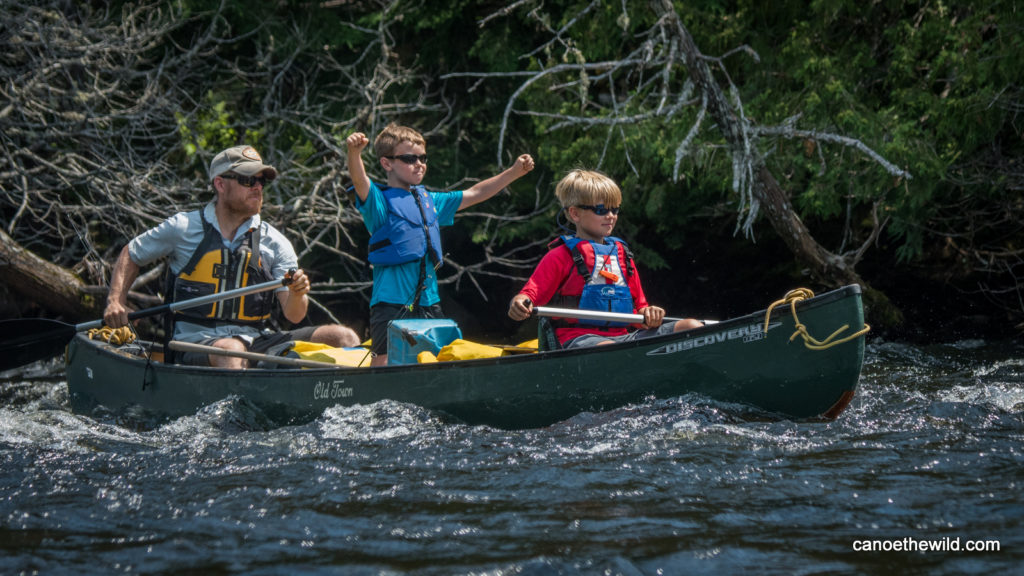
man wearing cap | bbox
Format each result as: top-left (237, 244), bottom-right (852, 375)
top-left (103, 145), bottom-right (360, 368)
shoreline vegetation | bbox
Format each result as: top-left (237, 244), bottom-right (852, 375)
top-left (1, 1), bottom-right (1020, 344)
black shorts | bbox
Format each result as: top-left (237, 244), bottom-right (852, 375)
top-left (178, 326), bottom-right (319, 366)
top-left (369, 303), bottom-right (445, 356)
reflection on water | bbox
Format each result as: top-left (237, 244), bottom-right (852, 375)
top-left (0, 339), bottom-right (1021, 574)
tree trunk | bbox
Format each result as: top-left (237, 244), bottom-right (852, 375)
top-left (0, 228), bottom-right (100, 321)
top-left (667, 6), bottom-right (902, 326)
top-left (752, 166), bottom-right (863, 286)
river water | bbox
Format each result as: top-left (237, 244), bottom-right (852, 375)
top-left (1, 338), bottom-right (1021, 575)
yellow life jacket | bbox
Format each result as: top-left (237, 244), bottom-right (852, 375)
top-left (169, 210), bottom-right (276, 325)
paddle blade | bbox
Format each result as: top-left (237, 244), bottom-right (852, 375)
top-left (0, 318), bottom-right (77, 371)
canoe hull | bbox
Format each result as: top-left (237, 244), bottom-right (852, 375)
top-left (66, 285), bottom-right (867, 429)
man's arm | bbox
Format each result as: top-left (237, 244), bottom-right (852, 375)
top-left (103, 245), bottom-right (141, 328)
top-left (346, 132), bottom-right (372, 203)
top-left (277, 268), bottom-right (310, 324)
top-left (459, 154), bottom-right (535, 210)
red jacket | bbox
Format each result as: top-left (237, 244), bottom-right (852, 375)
top-left (518, 240), bottom-right (650, 345)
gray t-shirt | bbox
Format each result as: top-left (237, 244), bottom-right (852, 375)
top-left (128, 202), bottom-right (298, 343)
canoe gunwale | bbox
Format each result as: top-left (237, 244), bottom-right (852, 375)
top-left (77, 284), bottom-right (864, 377)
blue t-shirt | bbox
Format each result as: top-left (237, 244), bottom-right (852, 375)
top-left (357, 182), bottom-right (463, 307)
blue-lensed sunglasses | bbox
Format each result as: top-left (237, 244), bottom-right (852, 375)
top-left (576, 204), bottom-right (620, 216)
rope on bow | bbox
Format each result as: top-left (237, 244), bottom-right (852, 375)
top-left (764, 288), bottom-right (870, 350)
top-left (87, 325), bottom-right (137, 345)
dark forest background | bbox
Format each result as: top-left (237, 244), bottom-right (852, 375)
top-left (1, 0), bottom-right (1021, 344)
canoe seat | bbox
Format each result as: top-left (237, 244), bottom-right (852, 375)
top-left (537, 317), bottom-right (561, 352)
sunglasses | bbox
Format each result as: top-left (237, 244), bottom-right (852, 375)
top-left (386, 154), bottom-right (428, 165)
top-left (220, 173), bottom-right (271, 188)
top-left (577, 204), bottom-right (621, 216)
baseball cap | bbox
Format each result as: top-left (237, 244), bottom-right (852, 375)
top-left (209, 145), bottom-right (278, 181)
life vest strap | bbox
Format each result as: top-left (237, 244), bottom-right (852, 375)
top-left (369, 238), bottom-right (392, 253)
top-left (408, 187), bottom-right (440, 311)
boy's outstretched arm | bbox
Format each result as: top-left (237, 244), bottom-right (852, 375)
top-left (346, 132), bottom-right (371, 202)
top-left (459, 154), bottom-right (535, 210)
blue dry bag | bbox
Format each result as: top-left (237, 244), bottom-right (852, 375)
top-left (386, 318), bottom-right (462, 365)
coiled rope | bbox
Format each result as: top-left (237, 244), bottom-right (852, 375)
top-left (87, 325), bottom-right (137, 345)
top-left (764, 288), bottom-right (870, 350)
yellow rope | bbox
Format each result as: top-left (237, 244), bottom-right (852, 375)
top-left (763, 288), bottom-right (870, 350)
top-left (87, 325), bottom-right (137, 345)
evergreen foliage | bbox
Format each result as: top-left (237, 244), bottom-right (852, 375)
top-left (3, 0), bottom-right (1021, 333)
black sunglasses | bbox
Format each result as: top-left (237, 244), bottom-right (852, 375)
top-left (220, 173), bottom-right (271, 188)
top-left (386, 154), bottom-right (428, 165)
top-left (577, 204), bottom-right (620, 216)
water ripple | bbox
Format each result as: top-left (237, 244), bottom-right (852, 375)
top-left (1, 339), bottom-right (1022, 574)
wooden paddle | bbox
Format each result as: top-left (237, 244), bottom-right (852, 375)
top-left (167, 340), bottom-right (347, 369)
top-left (0, 274), bottom-right (294, 372)
top-left (532, 305), bottom-right (718, 325)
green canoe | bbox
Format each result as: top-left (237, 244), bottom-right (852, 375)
top-left (66, 285), bottom-right (868, 429)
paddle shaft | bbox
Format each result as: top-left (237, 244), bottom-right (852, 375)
top-left (74, 276), bottom-right (292, 332)
top-left (0, 273), bottom-right (295, 372)
top-left (168, 340), bottom-right (344, 369)
top-left (533, 305), bottom-right (685, 324)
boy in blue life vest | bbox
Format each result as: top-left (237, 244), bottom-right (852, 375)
top-left (508, 169), bottom-right (702, 348)
top-left (346, 124), bottom-right (535, 366)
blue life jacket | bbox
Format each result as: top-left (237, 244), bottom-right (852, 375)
top-left (553, 235), bottom-right (636, 328)
top-left (367, 185), bottom-right (444, 267)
